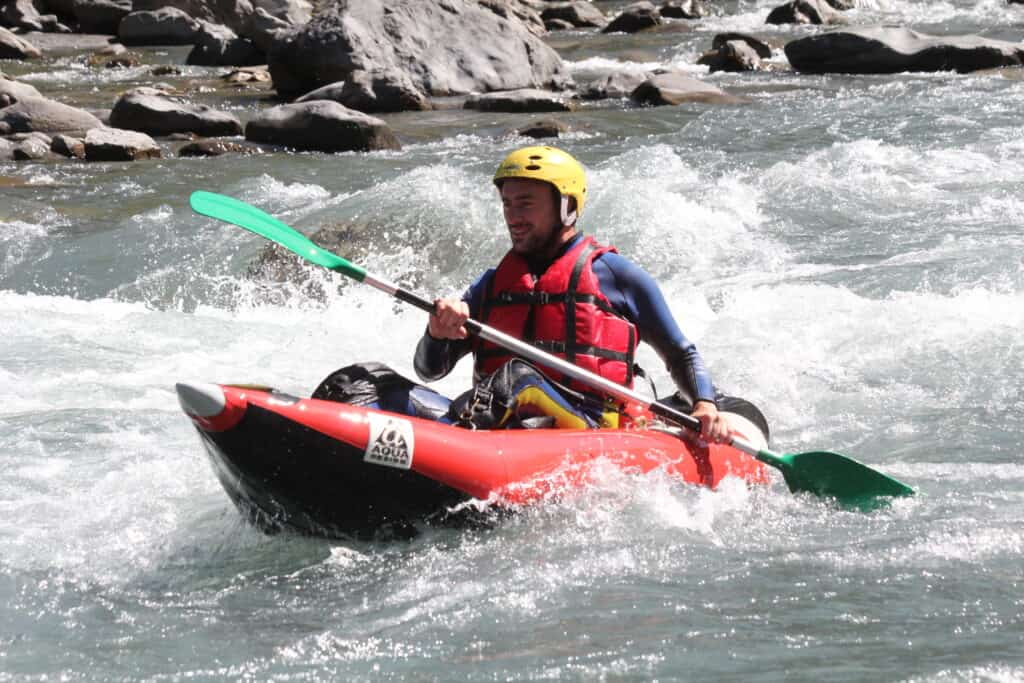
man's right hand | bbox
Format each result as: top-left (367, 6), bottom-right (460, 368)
top-left (427, 298), bottom-right (470, 340)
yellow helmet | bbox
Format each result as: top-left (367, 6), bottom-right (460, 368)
top-left (493, 146), bottom-right (587, 221)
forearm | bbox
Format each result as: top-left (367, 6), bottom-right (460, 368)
top-left (414, 330), bottom-right (471, 382)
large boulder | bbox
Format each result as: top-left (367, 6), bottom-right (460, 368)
top-left (0, 96), bottom-right (104, 135)
top-left (109, 90), bottom-right (243, 136)
top-left (131, 0), bottom-right (255, 35)
top-left (268, 0), bottom-right (569, 104)
top-left (785, 26), bottom-right (1024, 73)
top-left (245, 100), bottom-right (402, 152)
top-left (73, 0), bottom-right (132, 33)
top-left (118, 7), bottom-right (203, 45)
top-left (84, 127), bottom-right (162, 160)
top-left (478, 0), bottom-right (546, 36)
top-left (0, 76), bottom-right (43, 106)
top-left (631, 72), bottom-right (746, 105)
top-left (186, 21), bottom-right (264, 66)
top-left (0, 26), bottom-right (41, 59)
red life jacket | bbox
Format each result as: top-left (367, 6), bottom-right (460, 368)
top-left (473, 236), bottom-right (639, 397)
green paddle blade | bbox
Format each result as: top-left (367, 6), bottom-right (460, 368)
top-left (756, 448), bottom-right (914, 507)
top-left (189, 191), bottom-right (366, 281)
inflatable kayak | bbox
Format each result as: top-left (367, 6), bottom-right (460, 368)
top-left (177, 382), bottom-right (771, 539)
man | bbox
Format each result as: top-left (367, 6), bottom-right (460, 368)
top-left (414, 145), bottom-right (730, 442)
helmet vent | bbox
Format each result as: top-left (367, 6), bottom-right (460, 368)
top-left (528, 155), bottom-right (542, 160)
top-left (525, 164), bottom-right (542, 170)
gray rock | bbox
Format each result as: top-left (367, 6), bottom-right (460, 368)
top-left (118, 7), bottom-right (202, 45)
top-left (131, 0), bottom-right (255, 35)
top-left (0, 76), bottom-right (43, 106)
top-left (0, 96), bottom-right (104, 135)
top-left (177, 138), bottom-right (264, 156)
top-left (698, 39), bottom-right (762, 72)
top-left (602, 1), bottom-right (662, 33)
top-left (465, 88), bottom-right (575, 113)
top-left (245, 6), bottom-right (289, 52)
top-left (515, 117), bottom-right (569, 138)
top-left (73, 0), bottom-right (132, 33)
top-left (785, 26), bottom-right (1024, 74)
top-left (0, 138), bottom-right (14, 161)
top-left (245, 100), bottom-right (401, 152)
top-left (766, 0), bottom-right (846, 25)
top-left (544, 17), bottom-right (575, 31)
top-left (1, 0), bottom-right (45, 31)
top-left (0, 26), bottom-right (42, 59)
top-left (251, 0), bottom-right (310, 26)
top-left (631, 72), bottom-right (746, 105)
top-left (541, 2), bottom-right (607, 28)
top-left (268, 0), bottom-right (569, 103)
top-left (478, 0), bottom-right (546, 36)
top-left (84, 127), bottom-right (162, 161)
top-left (109, 90), bottom-right (244, 136)
top-left (578, 70), bottom-right (649, 100)
top-left (223, 66), bottom-right (271, 83)
top-left (660, 0), bottom-right (708, 19)
top-left (294, 70), bottom-right (431, 113)
top-left (13, 136), bottom-right (51, 160)
top-left (712, 32), bottom-right (773, 59)
top-left (51, 133), bottom-right (86, 158)
top-left (186, 21), bottom-right (264, 66)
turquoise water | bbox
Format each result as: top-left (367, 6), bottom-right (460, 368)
top-left (2, 1), bottom-right (1023, 680)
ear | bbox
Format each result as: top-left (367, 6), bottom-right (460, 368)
top-left (560, 195), bottom-right (577, 226)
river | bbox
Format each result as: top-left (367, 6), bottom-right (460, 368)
top-left (2, 0), bottom-right (1023, 680)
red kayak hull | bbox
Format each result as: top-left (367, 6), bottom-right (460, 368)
top-left (179, 384), bottom-right (770, 539)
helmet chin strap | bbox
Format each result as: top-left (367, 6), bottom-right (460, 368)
top-left (560, 195), bottom-right (577, 227)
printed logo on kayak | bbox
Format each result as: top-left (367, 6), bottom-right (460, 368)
top-left (363, 413), bottom-right (414, 470)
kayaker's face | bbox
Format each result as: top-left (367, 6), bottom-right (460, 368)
top-left (500, 178), bottom-right (564, 256)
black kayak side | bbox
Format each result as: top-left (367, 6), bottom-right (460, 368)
top-left (195, 403), bottom-right (479, 540)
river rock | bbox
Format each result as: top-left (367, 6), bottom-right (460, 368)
top-left (294, 71), bottom-right (431, 113)
top-left (785, 26), bottom-right (1024, 73)
top-left (0, 76), bottom-right (43, 106)
top-left (578, 70), bottom-right (649, 99)
top-left (478, 0), bottom-right (546, 36)
top-left (540, 2), bottom-right (607, 28)
top-left (118, 7), bottom-right (202, 45)
top-left (766, 0), bottom-right (846, 25)
top-left (1, 0), bottom-right (44, 31)
top-left (602, 2), bottom-right (663, 33)
top-left (698, 39), bottom-right (763, 72)
top-left (131, 0), bottom-right (255, 35)
top-left (109, 90), bottom-right (243, 136)
top-left (465, 88), bottom-right (575, 112)
top-left (0, 96), bottom-right (104, 135)
top-left (631, 72), bottom-right (746, 105)
top-left (223, 66), bottom-right (271, 83)
top-left (245, 100), bottom-right (401, 152)
top-left (660, 0), bottom-right (708, 19)
top-left (84, 127), bottom-right (162, 160)
top-left (515, 117), bottom-right (569, 138)
top-left (711, 32), bottom-right (773, 59)
top-left (0, 138), bottom-right (14, 160)
top-left (73, 0), bottom-right (132, 33)
top-left (12, 134), bottom-right (51, 160)
top-left (51, 133), bottom-right (86, 158)
top-left (252, 0), bottom-right (311, 25)
top-left (245, 6), bottom-right (290, 52)
top-left (186, 21), bottom-right (264, 66)
top-left (0, 26), bottom-right (41, 59)
top-left (268, 0), bottom-right (569, 104)
top-left (177, 138), bottom-right (263, 156)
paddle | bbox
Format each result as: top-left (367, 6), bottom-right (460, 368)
top-left (189, 190), bottom-right (915, 505)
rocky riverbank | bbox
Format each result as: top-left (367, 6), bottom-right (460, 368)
top-left (2, 0), bottom-right (1023, 164)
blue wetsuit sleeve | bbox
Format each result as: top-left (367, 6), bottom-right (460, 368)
top-left (594, 253), bottom-right (717, 405)
top-left (413, 270), bottom-right (492, 382)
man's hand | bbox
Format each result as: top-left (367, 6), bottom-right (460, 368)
top-left (428, 298), bottom-right (470, 340)
top-left (692, 400), bottom-right (729, 444)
